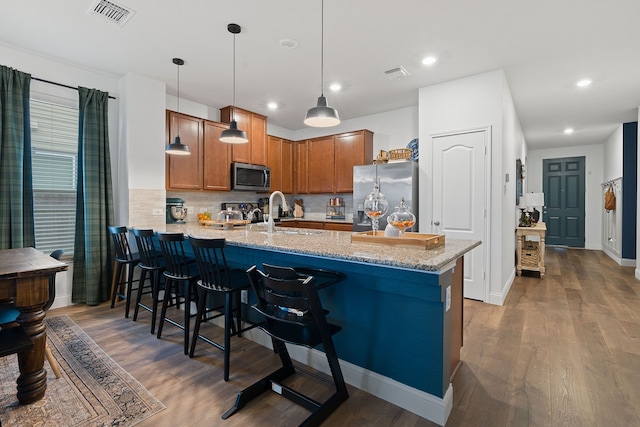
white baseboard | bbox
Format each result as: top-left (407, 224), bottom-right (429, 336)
top-left (239, 323), bottom-right (451, 426)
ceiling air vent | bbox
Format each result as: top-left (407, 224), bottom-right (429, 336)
top-left (88, 0), bottom-right (135, 27)
top-left (384, 66), bottom-right (410, 80)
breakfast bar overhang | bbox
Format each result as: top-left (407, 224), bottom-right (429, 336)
top-left (156, 223), bottom-right (480, 426)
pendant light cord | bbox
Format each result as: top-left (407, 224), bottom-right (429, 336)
top-left (320, 0), bottom-right (324, 97)
top-left (232, 31), bottom-right (237, 121)
top-left (176, 61), bottom-right (180, 114)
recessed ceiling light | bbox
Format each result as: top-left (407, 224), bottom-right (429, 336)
top-left (576, 79), bottom-right (592, 88)
top-left (564, 128), bottom-right (574, 134)
top-left (267, 102), bottom-right (278, 110)
top-left (329, 83), bottom-right (341, 92)
top-left (278, 38), bottom-right (299, 49)
top-left (422, 56), bottom-right (437, 66)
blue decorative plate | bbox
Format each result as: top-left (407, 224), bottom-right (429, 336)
top-left (407, 138), bottom-right (419, 161)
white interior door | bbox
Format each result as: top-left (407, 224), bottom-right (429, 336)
top-left (432, 128), bottom-right (488, 301)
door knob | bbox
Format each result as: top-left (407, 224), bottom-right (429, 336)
top-left (434, 220), bottom-right (440, 226)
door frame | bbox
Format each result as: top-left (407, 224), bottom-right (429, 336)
top-left (428, 126), bottom-right (491, 302)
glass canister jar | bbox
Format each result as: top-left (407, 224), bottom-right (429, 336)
top-left (363, 179), bottom-right (389, 235)
top-left (217, 207), bottom-right (243, 222)
top-left (387, 198), bottom-right (416, 235)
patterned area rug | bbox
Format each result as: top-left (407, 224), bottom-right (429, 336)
top-left (0, 315), bottom-right (165, 426)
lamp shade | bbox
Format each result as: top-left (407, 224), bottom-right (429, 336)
top-left (304, 95), bottom-right (340, 127)
top-left (518, 193), bottom-right (529, 209)
top-left (527, 193), bottom-right (545, 208)
top-left (220, 120), bottom-right (248, 144)
top-left (165, 135), bottom-right (190, 155)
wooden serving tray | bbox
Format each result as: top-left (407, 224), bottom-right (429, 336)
top-left (199, 219), bottom-right (249, 229)
top-left (351, 231), bottom-right (445, 249)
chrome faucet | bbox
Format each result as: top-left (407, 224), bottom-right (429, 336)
top-left (267, 191), bottom-right (288, 233)
top-left (245, 208), bottom-right (263, 234)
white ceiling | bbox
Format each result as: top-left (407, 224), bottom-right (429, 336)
top-left (2, 0), bottom-right (639, 150)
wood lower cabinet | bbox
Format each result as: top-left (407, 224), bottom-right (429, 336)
top-left (279, 220), bottom-right (352, 231)
top-left (267, 135), bottom-right (293, 193)
top-left (203, 121), bottom-right (232, 191)
top-left (166, 111), bottom-right (203, 190)
top-left (220, 106), bottom-right (267, 166)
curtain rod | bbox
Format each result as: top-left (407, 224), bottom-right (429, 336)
top-left (31, 77), bottom-right (116, 100)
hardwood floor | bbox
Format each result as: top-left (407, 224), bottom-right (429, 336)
top-left (50, 247), bottom-right (639, 426)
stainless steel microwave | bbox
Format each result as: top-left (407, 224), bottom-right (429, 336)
top-left (231, 162), bottom-right (271, 191)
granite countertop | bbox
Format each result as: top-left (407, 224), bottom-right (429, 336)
top-left (156, 222), bottom-right (481, 272)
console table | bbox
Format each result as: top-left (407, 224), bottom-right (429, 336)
top-left (0, 247), bottom-right (68, 404)
top-left (516, 222), bottom-right (546, 278)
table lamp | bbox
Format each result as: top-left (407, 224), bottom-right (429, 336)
top-left (527, 193), bottom-right (545, 223)
top-left (518, 194), bottom-right (530, 227)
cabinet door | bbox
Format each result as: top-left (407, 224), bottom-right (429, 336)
top-left (325, 222), bottom-right (353, 231)
top-left (267, 135), bottom-right (282, 191)
top-left (295, 140), bottom-right (308, 194)
top-left (251, 114), bottom-right (267, 166)
top-left (334, 130), bottom-right (373, 193)
top-left (220, 106), bottom-right (251, 164)
top-left (281, 139), bottom-right (294, 194)
top-left (307, 136), bottom-right (335, 193)
top-left (203, 121), bottom-right (232, 191)
top-left (166, 111), bottom-right (203, 190)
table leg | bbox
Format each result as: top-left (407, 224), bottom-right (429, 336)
top-left (539, 233), bottom-right (546, 278)
top-left (15, 305), bottom-right (47, 404)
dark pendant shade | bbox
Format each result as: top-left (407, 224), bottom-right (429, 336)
top-left (165, 135), bottom-right (190, 155)
top-left (220, 120), bottom-right (249, 144)
top-left (304, 95), bottom-right (340, 127)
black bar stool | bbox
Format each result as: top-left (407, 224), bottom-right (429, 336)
top-left (132, 228), bottom-right (166, 334)
top-left (108, 226), bottom-right (140, 318)
top-left (188, 236), bottom-right (262, 381)
top-left (222, 265), bottom-right (348, 426)
top-left (156, 232), bottom-right (199, 355)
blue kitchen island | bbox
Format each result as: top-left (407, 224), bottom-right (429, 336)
top-left (155, 222), bottom-right (480, 425)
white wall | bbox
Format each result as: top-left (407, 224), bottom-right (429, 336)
top-left (418, 69), bottom-right (524, 305)
top-left (604, 125), bottom-right (623, 180)
top-left (527, 144), bottom-right (604, 250)
top-left (279, 106), bottom-right (419, 154)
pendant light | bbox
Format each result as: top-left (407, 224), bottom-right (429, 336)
top-left (220, 23), bottom-right (249, 144)
top-left (304, 0), bottom-right (340, 127)
top-left (165, 58), bottom-right (191, 155)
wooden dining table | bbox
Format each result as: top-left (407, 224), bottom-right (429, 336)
top-left (0, 247), bottom-right (68, 404)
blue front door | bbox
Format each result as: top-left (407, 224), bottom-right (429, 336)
top-left (543, 156), bottom-right (586, 247)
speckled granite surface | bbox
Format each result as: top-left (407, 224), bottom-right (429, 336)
top-left (151, 222), bottom-right (481, 272)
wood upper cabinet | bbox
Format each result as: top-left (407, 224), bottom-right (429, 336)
top-left (294, 129), bottom-right (373, 194)
top-left (203, 121), bottom-right (232, 191)
top-left (307, 136), bottom-right (335, 193)
top-left (251, 114), bottom-right (267, 166)
top-left (294, 140), bottom-right (308, 194)
top-left (267, 135), bottom-right (294, 193)
top-left (334, 130), bottom-right (373, 193)
top-left (220, 106), bottom-right (267, 166)
top-left (166, 111), bottom-right (203, 190)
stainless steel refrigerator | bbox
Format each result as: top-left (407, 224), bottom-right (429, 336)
top-left (353, 162), bottom-right (419, 232)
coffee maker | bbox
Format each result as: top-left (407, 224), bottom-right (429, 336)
top-left (166, 197), bottom-right (187, 224)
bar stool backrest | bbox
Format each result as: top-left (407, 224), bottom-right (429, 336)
top-left (132, 229), bottom-right (163, 269)
top-left (108, 226), bottom-right (136, 262)
top-left (157, 232), bottom-right (193, 279)
top-left (189, 237), bottom-right (232, 291)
